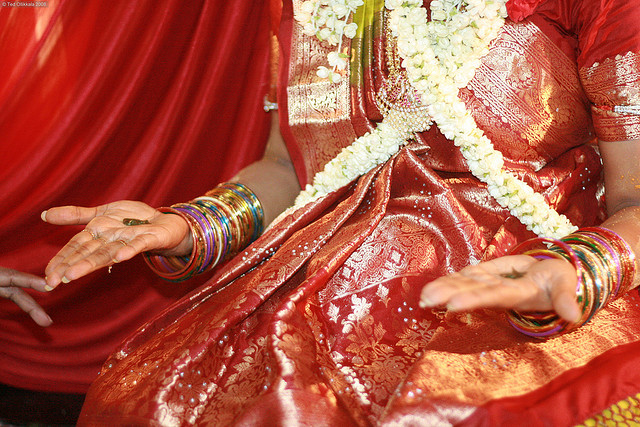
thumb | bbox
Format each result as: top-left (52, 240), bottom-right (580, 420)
top-left (41, 205), bottom-right (101, 226)
top-left (545, 259), bottom-right (581, 323)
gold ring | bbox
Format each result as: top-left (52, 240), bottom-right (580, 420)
top-left (82, 229), bottom-right (98, 240)
top-left (116, 240), bottom-right (128, 248)
top-left (97, 237), bottom-right (109, 246)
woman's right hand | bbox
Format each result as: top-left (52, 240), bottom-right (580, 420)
top-left (42, 201), bottom-right (191, 290)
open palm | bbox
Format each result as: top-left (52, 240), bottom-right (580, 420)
top-left (43, 200), bottom-right (190, 289)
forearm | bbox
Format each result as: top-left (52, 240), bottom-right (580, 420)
top-left (229, 112), bottom-right (300, 226)
top-left (597, 206), bottom-right (640, 290)
top-left (598, 138), bottom-right (640, 290)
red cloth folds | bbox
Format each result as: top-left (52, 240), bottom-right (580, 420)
top-left (0, 0), bottom-right (271, 393)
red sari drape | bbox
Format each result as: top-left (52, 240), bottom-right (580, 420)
top-left (0, 0), bottom-right (271, 393)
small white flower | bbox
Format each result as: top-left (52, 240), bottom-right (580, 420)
top-left (316, 66), bottom-right (330, 78)
top-left (294, 11), bottom-right (312, 24)
top-left (344, 22), bottom-right (358, 38)
top-left (332, 3), bottom-right (349, 17)
top-left (327, 33), bottom-right (341, 45)
top-left (318, 27), bottom-right (332, 41)
top-left (327, 51), bottom-right (348, 69)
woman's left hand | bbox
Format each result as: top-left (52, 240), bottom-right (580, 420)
top-left (420, 255), bottom-right (581, 323)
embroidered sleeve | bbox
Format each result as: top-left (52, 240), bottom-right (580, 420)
top-left (575, 0), bottom-right (640, 142)
top-left (579, 52), bottom-right (640, 141)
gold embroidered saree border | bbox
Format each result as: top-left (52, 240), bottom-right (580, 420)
top-left (285, 0), bottom-right (359, 185)
top-left (403, 294), bottom-right (640, 406)
top-left (577, 393), bottom-right (640, 426)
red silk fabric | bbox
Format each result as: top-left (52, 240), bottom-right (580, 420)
top-left (0, 0), bottom-right (270, 393)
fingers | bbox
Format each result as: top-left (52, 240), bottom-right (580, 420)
top-left (420, 255), bottom-right (539, 310)
top-left (0, 267), bottom-right (47, 292)
top-left (45, 235), bottom-right (139, 289)
top-left (44, 225), bottom-right (168, 289)
top-left (420, 269), bottom-right (543, 312)
top-left (420, 255), bottom-right (580, 321)
top-left (0, 287), bottom-right (53, 327)
top-left (0, 268), bottom-right (52, 327)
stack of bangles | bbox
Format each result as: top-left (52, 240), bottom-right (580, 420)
top-left (143, 182), bottom-right (264, 282)
top-left (507, 227), bottom-right (637, 338)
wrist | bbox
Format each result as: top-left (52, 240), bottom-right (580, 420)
top-left (507, 226), bottom-right (637, 338)
top-left (143, 183), bottom-right (264, 282)
top-left (151, 212), bottom-right (193, 257)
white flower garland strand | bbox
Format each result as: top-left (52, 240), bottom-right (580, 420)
top-left (295, 0), bottom-right (364, 82)
top-left (294, 122), bottom-right (406, 205)
top-left (293, 0), bottom-right (577, 239)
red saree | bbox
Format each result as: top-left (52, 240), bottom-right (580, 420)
top-left (79, 0), bottom-right (640, 424)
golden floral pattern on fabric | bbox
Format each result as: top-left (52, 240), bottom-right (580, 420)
top-left (314, 277), bottom-right (441, 422)
top-left (461, 21), bottom-right (594, 169)
top-left (580, 50), bottom-right (640, 141)
top-left (286, 0), bottom-right (360, 184)
top-left (319, 197), bottom-right (484, 304)
top-left (95, 310), bottom-right (238, 425)
top-left (202, 335), bottom-right (271, 426)
top-left (577, 393), bottom-right (640, 426)
top-left (390, 291), bottom-right (640, 408)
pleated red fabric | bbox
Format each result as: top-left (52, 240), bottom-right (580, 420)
top-left (0, 0), bottom-right (271, 393)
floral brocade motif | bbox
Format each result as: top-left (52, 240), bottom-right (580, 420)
top-left (580, 50), bottom-right (640, 141)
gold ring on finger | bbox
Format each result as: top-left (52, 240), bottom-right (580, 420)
top-left (116, 240), bottom-right (128, 248)
top-left (82, 229), bottom-right (98, 240)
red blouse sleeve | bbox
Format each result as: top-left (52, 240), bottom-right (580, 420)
top-left (573, 0), bottom-right (640, 141)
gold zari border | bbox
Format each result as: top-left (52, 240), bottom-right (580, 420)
top-left (577, 393), bottom-right (640, 426)
top-left (408, 294), bottom-right (640, 405)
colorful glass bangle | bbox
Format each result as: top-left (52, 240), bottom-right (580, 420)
top-left (507, 226), bottom-right (637, 338)
top-left (506, 238), bottom-right (584, 338)
top-left (143, 182), bottom-right (265, 282)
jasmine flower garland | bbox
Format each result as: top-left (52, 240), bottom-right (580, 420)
top-left (293, 0), bottom-right (577, 239)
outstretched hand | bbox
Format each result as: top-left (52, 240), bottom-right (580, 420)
top-left (42, 201), bottom-right (191, 290)
top-left (420, 255), bottom-right (581, 323)
top-left (0, 267), bottom-right (52, 327)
